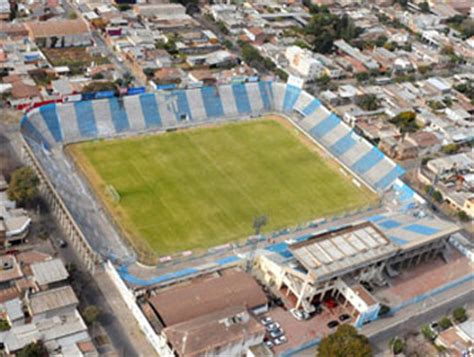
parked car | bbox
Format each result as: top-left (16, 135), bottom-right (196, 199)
top-left (264, 340), bottom-right (274, 349)
top-left (324, 298), bottom-right (337, 309)
top-left (273, 335), bottom-right (288, 345)
top-left (290, 308), bottom-right (310, 321)
top-left (339, 314), bottom-right (351, 322)
top-left (58, 239), bottom-right (68, 248)
top-left (261, 317), bottom-right (273, 326)
top-left (266, 322), bottom-right (280, 331)
top-left (327, 320), bottom-right (339, 329)
top-left (312, 306), bottom-right (323, 315)
top-left (269, 328), bottom-right (284, 338)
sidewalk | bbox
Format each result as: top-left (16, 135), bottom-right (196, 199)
top-left (95, 271), bottom-right (158, 357)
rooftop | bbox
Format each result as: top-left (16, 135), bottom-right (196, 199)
top-left (31, 259), bottom-right (69, 286)
top-left (290, 222), bottom-right (399, 281)
top-left (163, 306), bottom-right (265, 357)
top-left (148, 269), bottom-right (267, 326)
top-left (26, 19), bottom-right (90, 38)
top-left (29, 286), bottom-right (78, 315)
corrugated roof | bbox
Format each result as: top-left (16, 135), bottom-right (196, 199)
top-left (26, 19), bottom-right (89, 38)
top-left (149, 269), bottom-right (267, 326)
top-left (31, 259), bottom-right (69, 286)
top-left (30, 286), bottom-right (78, 315)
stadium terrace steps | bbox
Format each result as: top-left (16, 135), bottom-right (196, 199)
top-left (74, 101), bottom-right (97, 138)
top-left (92, 100), bottom-right (115, 137)
top-left (247, 82), bottom-right (265, 113)
top-left (218, 85), bottom-right (238, 116)
top-left (21, 82), bottom-right (405, 193)
top-left (231, 83), bottom-right (252, 114)
top-left (57, 103), bottom-right (81, 142)
top-left (293, 91), bottom-right (314, 115)
top-left (282, 84), bottom-right (301, 112)
top-left (124, 95), bottom-right (146, 131)
top-left (186, 88), bottom-right (207, 121)
top-left (201, 86), bottom-right (225, 119)
top-left (108, 98), bottom-right (130, 133)
top-left (39, 104), bottom-right (63, 142)
top-left (330, 130), bottom-right (357, 157)
top-left (271, 82), bottom-right (285, 112)
top-left (258, 81), bottom-right (273, 111)
top-left (139, 94), bottom-right (162, 128)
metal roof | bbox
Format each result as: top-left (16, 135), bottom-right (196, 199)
top-left (31, 259), bottom-right (69, 286)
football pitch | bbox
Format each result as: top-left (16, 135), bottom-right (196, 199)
top-left (69, 118), bottom-right (377, 257)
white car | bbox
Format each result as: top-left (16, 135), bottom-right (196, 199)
top-left (274, 335), bottom-right (288, 345)
top-left (266, 322), bottom-right (281, 331)
top-left (290, 308), bottom-right (310, 321)
top-left (260, 317), bottom-right (273, 326)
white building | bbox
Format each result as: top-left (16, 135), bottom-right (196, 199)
top-left (285, 46), bottom-right (325, 81)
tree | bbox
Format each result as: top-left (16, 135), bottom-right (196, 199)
top-left (438, 317), bottom-right (453, 330)
top-left (253, 215), bottom-right (267, 235)
top-left (0, 319), bottom-right (10, 331)
top-left (318, 325), bottom-right (372, 357)
top-left (17, 341), bottom-right (48, 357)
top-left (458, 211), bottom-right (470, 222)
top-left (432, 190), bottom-right (443, 203)
top-left (389, 337), bottom-right (405, 355)
top-left (419, 1), bottom-right (430, 13)
top-left (7, 167), bottom-right (39, 207)
top-left (375, 35), bottom-right (388, 47)
top-left (453, 307), bottom-right (468, 323)
top-left (357, 94), bottom-right (380, 111)
top-left (82, 305), bottom-right (101, 325)
top-left (356, 72), bottom-right (369, 82)
top-left (441, 143), bottom-right (460, 155)
top-left (421, 324), bottom-right (436, 341)
top-left (389, 111), bottom-right (420, 133)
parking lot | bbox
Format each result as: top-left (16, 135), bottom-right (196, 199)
top-left (261, 304), bottom-right (355, 355)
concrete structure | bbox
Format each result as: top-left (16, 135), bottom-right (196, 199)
top-left (26, 19), bottom-right (92, 48)
top-left (285, 46), bottom-right (325, 81)
top-left (256, 215), bottom-right (460, 327)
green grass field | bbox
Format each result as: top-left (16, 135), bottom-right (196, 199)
top-left (70, 118), bottom-right (376, 257)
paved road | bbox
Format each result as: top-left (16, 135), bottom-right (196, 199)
top-left (364, 281), bottom-right (474, 355)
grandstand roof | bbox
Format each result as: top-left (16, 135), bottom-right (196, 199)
top-left (148, 269), bottom-right (267, 327)
top-left (290, 222), bottom-right (398, 281)
top-left (371, 212), bottom-right (460, 249)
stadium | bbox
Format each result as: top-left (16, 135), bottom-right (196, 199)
top-left (19, 81), bottom-right (409, 266)
top-left (19, 80), bottom-right (470, 355)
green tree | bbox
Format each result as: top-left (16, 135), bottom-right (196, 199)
top-left (432, 190), bottom-right (443, 203)
top-left (390, 337), bottom-right (405, 354)
top-left (316, 74), bottom-right (331, 89)
top-left (0, 319), bottom-right (10, 331)
top-left (7, 167), bottom-right (39, 207)
top-left (458, 211), bottom-right (470, 222)
top-left (82, 305), bottom-right (101, 325)
top-left (421, 324), bottom-right (436, 341)
top-left (453, 307), bottom-right (468, 323)
top-left (419, 2), bottom-right (430, 13)
top-left (375, 35), bottom-right (388, 47)
top-left (441, 143), bottom-right (460, 155)
top-left (438, 317), bottom-right (453, 330)
top-left (357, 94), bottom-right (380, 111)
top-left (356, 72), bottom-right (369, 82)
top-left (389, 111), bottom-right (419, 133)
top-left (318, 325), bottom-right (372, 357)
top-left (17, 341), bottom-right (48, 357)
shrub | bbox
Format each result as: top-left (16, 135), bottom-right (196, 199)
top-left (453, 307), bottom-right (468, 323)
top-left (438, 317), bottom-right (453, 330)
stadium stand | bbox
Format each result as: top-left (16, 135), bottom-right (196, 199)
top-left (21, 81), bottom-right (405, 194)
